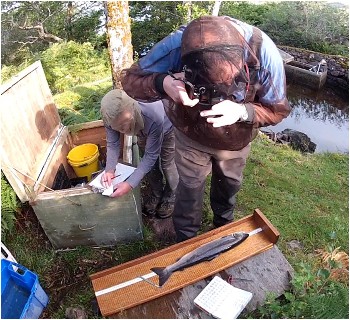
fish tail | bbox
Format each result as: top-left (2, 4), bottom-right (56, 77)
top-left (151, 267), bottom-right (171, 287)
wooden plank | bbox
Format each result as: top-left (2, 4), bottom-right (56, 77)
top-left (111, 245), bottom-right (294, 319)
top-left (68, 120), bottom-right (106, 146)
top-left (32, 187), bottom-right (143, 249)
top-left (278, 48), bottom-right (294, 64)
top-left (0, 61), bottom-right (62, 202)
top-left (90, 209), bottom-right (279, 316)
top-left (68, 120), bottom-right (108, 169)
top-left (253, 208), bottom-right (280, 243)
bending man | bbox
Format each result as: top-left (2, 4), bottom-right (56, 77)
top-left (122, 16), bottom-right (291, 241)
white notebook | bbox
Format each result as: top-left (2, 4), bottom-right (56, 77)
top-left (194, 276), bottom-right (253, 319)
top-left (89, 163), bottom-right (136, 196)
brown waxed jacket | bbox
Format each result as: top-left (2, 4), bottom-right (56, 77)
top-left (121, 17), bottom-right (291, 151)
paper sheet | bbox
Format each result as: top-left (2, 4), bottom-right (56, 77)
top-left (89, 163), bottom-right (136, 196)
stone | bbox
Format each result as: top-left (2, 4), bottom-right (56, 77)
top-left (280, 129), bottom-right (317, 153)
top-left (65, 306), bottom-right (88, 319)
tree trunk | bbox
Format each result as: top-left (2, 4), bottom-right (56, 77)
top-left (66, 1), bottom-right (73, 40)
top-left (183, 1), bottom-right (192, 23)
top-left (212, 0), bottom-right (222, 16)
top-left (105, 1), bottom-right (133, 89)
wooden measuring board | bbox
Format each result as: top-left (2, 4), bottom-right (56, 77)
top-left (90, 209), bottom-right (279, 316)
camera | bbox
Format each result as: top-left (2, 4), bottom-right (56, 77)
top-left (185, 81), bottom-right (225, 109)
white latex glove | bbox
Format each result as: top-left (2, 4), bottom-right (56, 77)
top-left (200, 100), bottom-right (248, 127)
top-left (163, 72), bottom-right (199, 107)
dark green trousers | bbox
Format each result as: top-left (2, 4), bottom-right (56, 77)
top-left (173, 129), bottom-right (251, 242)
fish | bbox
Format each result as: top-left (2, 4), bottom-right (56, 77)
top-left (151, 232), bottom-right (249, 287)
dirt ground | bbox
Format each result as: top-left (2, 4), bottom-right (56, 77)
top-left (8, 184), bottom-right (176, 318)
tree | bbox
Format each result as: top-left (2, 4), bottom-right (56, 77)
top-left (105, 1), bottom-right (133, 89)
top-left (212, 0), bottom-right (222, 16)
top-left (129, 1), bottom-right (211, 57)
top-left (1, 1), bottom-right (105, 65)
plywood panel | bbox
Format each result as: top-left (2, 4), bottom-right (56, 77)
top-left (69, 120), bottom-right (106, 146)
top-left (1, 61), bottom-right (61, 201)
top-left (90, 209), bottom-right (279, 316)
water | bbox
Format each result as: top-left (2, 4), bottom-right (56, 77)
top-left (267, 84), bottom-right (349, 153)
top-left (1, 278), bottom-right (30, 319)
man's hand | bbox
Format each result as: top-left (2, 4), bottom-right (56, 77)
top-left (200, 100), bottom-right (248, 127)
top-left (163, 72), bottom-right (199, 107)
top-left (101, 171), bottom-right (115, 188)
top-left (110, 181), bottom-right (132, 198)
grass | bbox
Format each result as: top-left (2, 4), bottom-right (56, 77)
top-left (240, 136), bottom-right (348, 258)
top-left (3, 79), bottom-right (348, 318)
top-left (199, 134), bottom-right (348, 266)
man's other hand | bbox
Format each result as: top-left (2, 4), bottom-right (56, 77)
top-left (163, 72), bottom-right (199, 107)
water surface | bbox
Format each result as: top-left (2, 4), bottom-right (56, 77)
top-left (267, 84), bottom-right (349, 153)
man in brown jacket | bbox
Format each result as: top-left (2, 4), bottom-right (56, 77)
top-left (121, 16), bottom-right (291, 242)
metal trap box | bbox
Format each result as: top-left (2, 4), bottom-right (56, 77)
top-left (0, 61), bottom-right (143, 249)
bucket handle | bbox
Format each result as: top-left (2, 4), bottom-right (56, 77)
top-left (79, 224), bottom-right (97, 231)
top-left (78, 163), bottom-right (89, 168)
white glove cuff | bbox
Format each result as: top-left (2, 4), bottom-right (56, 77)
top-left (240, 104), bottom-right (249, 121)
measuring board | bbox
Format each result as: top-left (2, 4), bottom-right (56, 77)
top-left (90, 209), bottom-right (279, 316)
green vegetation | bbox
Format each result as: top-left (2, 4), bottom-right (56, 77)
top-left (54, 79), bottom-right (112, 125)
top-left (1, 41), bottom-right (111, 94)
top-left (1, 3), bottom-right (348, 318)
top-left (1, 1), bottom-right (106, 66)
top-left (40, 41), bottom-right (110, 94)
top-left (220, 1), bottom-right (349, 56)
top-left (249, 244), bottom-right (349, 319)
top-left (1, 172), bottom-right (18, 234)
top-left (239, 137), bottom-right (348, 257)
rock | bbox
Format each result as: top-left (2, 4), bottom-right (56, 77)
top-left (65, 306), bottom-right (88, 319)
top-left (280, 129), bottom-right (317, 153)
top-left (260, 129), bottom-right (317, 153)
top-left (287, 240), bottom-right (304, 251)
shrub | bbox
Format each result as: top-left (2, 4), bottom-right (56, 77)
top-left (40, 41), bottom-right (110, 94)
top-left (1, 41), bottom-right (111, 94)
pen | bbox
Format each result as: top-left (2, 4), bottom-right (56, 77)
top-left (103, 174), bottom-right (121, 183)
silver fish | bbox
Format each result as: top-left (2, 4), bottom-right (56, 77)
top-left (151, 232), bottom-right (249, 287)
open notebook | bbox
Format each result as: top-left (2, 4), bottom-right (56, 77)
top-left (89, 163), bottom-right (136, 196)
top-left (194, 276), bottom-right (253, 319)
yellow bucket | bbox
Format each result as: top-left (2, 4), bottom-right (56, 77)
top-left (67, 143), bottom-right (99, 181)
